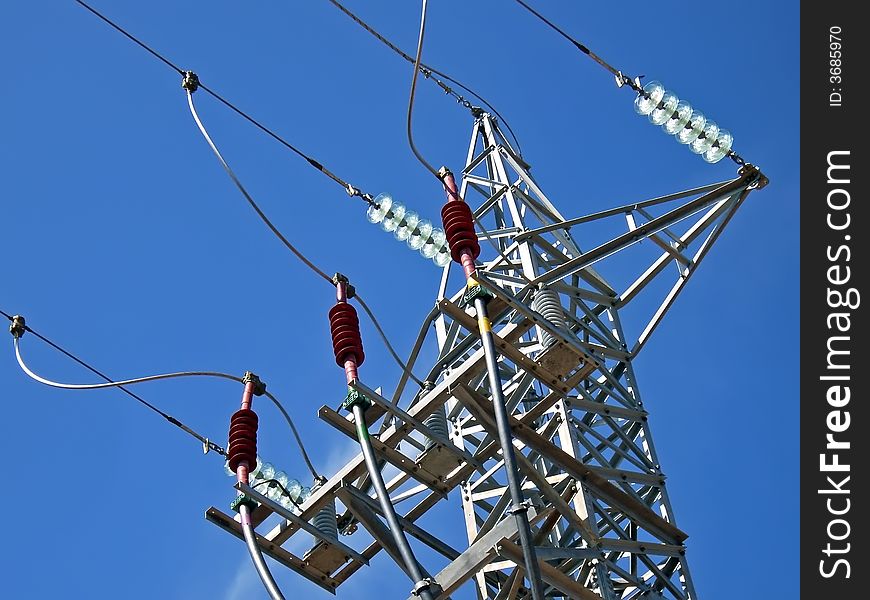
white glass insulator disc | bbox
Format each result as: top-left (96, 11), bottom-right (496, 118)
top-left (663, 101), bottom-right (693, 134)
top-left (408, 220), bottom-right (432, 250)
top-left (691, 121), bottom-right (719, 154)
top-left (395, 211), bottom-right (419, 241)
top-left (258, 462), bottom-right (275, 482)
top-left (248, 456), bottom-right (263, 480)
top-left (634, 81), bottom-right (665, 115)
top-left (704, 129), bottom-right (733, 163)
top-left (676, 111), bottom-right (706, 144)
top-left (381, 202), bottom-right (406, 232)
top-left (365, 194), bottom-right (392, 224)
top-left (429, 228), bottom-right (446, 248)
top-left (433, 247), bottom-right (451, 267)
top-left (420, 236), bottom-right (439, 258)
top-left (366, 194), bottom-right (393, 223)
top-left (267, 484), bottom-right (283, 502)
top-left (284, 478), bottom-right (302, 501)
top-left (650, 93), bottom-right (679, 125)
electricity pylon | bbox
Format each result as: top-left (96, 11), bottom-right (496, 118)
top-left (207, 112), bottom-right (766, 599)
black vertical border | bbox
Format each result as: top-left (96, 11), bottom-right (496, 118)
top-left (801, 3), bottom-right (866, 597)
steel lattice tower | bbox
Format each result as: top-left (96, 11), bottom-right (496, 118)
top-left (207, 112), bottom-right (766, 599)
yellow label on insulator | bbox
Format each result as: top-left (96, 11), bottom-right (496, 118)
top-left (466, 277), bottom-right (480, 289)
top-left (478, 316), bottom-right (492, 332)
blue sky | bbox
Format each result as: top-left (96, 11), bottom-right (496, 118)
top-left (1, 2), bottom-right (798, 599)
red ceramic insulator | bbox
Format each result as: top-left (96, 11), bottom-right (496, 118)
top-left (329, 302), bottom-right (365, 367)
top-left (227, 408), bottom-right (258, 472)
top-left (441, 200), bottom-right (480, 263)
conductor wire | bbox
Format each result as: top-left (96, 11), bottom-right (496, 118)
top-left (186, 89), bottom-right (424, 391)
top-left (2, 308), bottom-right (223, 454)
top-left (325, 0), bottom-right (524, 157)
top-left (186, 90), bottom-right (333, 285)
top-left (511, 0), bottom-right (641, 91)
top-left (74, 0), bottom-right (372, 203)
top-left (406, 0), bottom-right (441, 181)
top-left (9, 317), bottom-right (321, 480)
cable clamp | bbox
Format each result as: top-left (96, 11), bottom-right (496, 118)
top-left (615, 71), bottom-right (626, 88)
top-left (345, 183), bottom-right (360, 198)
top-left (411, 578), bottom-right (435, 597)
top-left (243, 371), bottom-right (267, 396)
top-left (460, 277), bottom-right (493, 308)
top-left (341, 388), bottom-right (372, 412)
top-left (633, 75), bottom-right (645, 91)
top-left (508, 500), bottom-right (533, 516)
top-left (9, 315), bottom-right (26, 339)
top-left (181, 70), bottom-right (200, 93)
top-left (331, 273), bottom-right (356, 299)
top-left (230, 492), bottom-right (259, 513)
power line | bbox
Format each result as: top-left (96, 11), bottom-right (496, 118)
top-left (511, 0), bottom-right (641, 92)
top-left (324, 0), bottom-right (524, 157)
top-left (185, 82), bottom-right (334, 285)
top-left (7, 310), bottom-right (323, 480)
top-left (511, 0), bottom-right (748, 166)
top-left (406, 0), bottom-right (441, 181)
top-left (73, 1), bottom-right (425, 391)
top-left (74, 0), bottom-right (373, 203)
top-left (185, 82), bottom-right (425, 389)
top-left (403, 2), bottom-right (533, 287)
top-left (354, 294), bottom-right (425, 389)
top-left (2, 308), bottom-right (224, 455)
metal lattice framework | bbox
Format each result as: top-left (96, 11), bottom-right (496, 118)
top-left (207, 113), bottom-right (766, 599)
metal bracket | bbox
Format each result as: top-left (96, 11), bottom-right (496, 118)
top-left (341, 388), bottom-right (371, 412)
top-left (230, 492), bottom-right (259, 513)
top-left (507, 499), bottom-right (534, 516)
top-left (181, 70), bottom-right (200, 93)
top-left (332, 272), bottom-right (356, 299)
top-left (411, 578), bottom-right (435, 597)
top-left (9, 315), bottom-right (26, 338)
top-left (459, 278), bottom-right (493, 308)
top-left (243, 371), bottom-right (266, 396)
top-left (739, 163), bottom-right (769, 190)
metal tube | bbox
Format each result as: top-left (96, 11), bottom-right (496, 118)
top-left (351, 403), bottom-right (435, 600)
top-left (443, 163), bottom-right (544, 597)
top-left (474, 296), bottom-right (545, 600)
top-left (239, 502), bottom-right (286, 600)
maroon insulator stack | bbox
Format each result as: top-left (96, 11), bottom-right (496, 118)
top-left (227, 408), bottom-right (258, 472)
top-left (329, 302), bottom-right (365, 367)
top-left (441, 200), bottom-right (480, 263)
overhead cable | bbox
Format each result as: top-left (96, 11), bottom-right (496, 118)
top-left (324, 0), bottom-right (524, 157)
top-left (511, 0), bottom-right (641, 91)
top-left (406, 0), bottom-right (440, 181)
top-left (74, 0), bottom-right (426, 390)
top-left (511, 0), bottom-right (747, 165)
top-left (74, 0), bottom-right (373, 203)
top-left (185, 83), bottom-right (425, 390)
top-left (7, 311), bottom-right (321, 480)
top-left (2, 309), bottom-right (223, 455)
top-left (354, 294), bottom-right (425, 389)
top-left (185, 83), bottom-right (334, 285)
